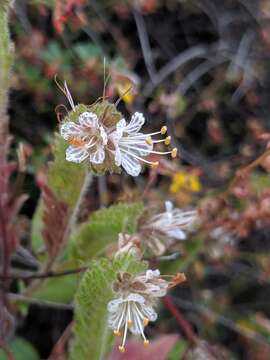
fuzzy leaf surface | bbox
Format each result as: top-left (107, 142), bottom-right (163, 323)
top-left (71, 202), bottom-right (144, 263)
top-left (70, 255), bottom-right (147, 360)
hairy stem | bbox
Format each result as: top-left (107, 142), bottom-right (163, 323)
top-left (0, 0), bottom-right (13, 133)
top-left (0, 0), bottom-right (13, 289)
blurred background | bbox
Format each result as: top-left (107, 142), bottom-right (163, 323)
top-left (3, 0), bottom-right (270, 359)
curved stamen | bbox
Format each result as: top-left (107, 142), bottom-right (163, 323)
top-left (116, 303), bottom-right (127, 333)
top-left (120, 316), bottom-right (128, 352)
top-left (120, 148), bottom-right (159, 166)
top-left (119, 144), bottom-right (176, 158)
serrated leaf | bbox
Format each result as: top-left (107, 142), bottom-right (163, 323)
top-left (70, 255), bottom-right (148, 360)
top-left (71, 202), bottom-right (144, 264)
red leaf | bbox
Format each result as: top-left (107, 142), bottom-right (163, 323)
top-left (108, 334), bottom-right (179, 360)
top-left (41, 184), bottom-right (69, 261)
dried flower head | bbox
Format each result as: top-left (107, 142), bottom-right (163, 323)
top-left (114, 233), bottom-right (141, 258)
top-left (108, 269), bottom-right (185, 352)
top-left (139, 201), bottom-right (197, 255)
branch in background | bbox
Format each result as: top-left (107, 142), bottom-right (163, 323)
top-left (8, 293), bottom-right (74, 310)
top-left (162, 295), bottom-right (197, 344)
top-left (142, 44), bottom-right (212, 97)
top-left (0, 266), bottom-right (88, 281)
top-left (133, 9), bottom-right (156, 83)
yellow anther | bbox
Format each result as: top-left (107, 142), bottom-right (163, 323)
top-left (145, 136), bottom-right (153, 145)
top-left (143, 318), bottom-right (149, 327)
top-left (171, 148), bottom-right (178, 158)
top-left (127, 319), bottom-right (133, 328)
top-left (161, 126), bottom-right (167, 135)
top-left (165, 136), bottom-right (171, 145)
top-left (144, 339), bottom-right (150, 347)
top-left (151, 161), bottom-right (159, 169)
top-left (113, 330), bottom-right (121, 336)
top-left (118, 345), bottom-right (126, 353)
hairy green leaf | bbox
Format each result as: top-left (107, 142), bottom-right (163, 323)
top-left (70, 255), bottom-right (148, 360)
top-left (71, 202), bottom-right (144, 263)
top-left (0, 337), bottom-right (39, 360)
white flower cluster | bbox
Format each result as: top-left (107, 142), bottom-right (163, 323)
top-left (59, 84), bottom-right (177, 176)
top-left (107, 269), bottom-right (168, 352)
top-left (140, 201), bottom-right (198, 255)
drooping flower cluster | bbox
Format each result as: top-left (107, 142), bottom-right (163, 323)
top-left (59, 83), bottom-right (177, 176)
top-left (107, 269), bottom-right (186, 352)
top-left (139, 201), bottom-right (197, 255)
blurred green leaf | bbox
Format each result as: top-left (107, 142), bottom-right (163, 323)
top-left (0, 337), bottom-right (39, 360)
top-left (167, 340), bottom-right (188, 360)
top-left (74, 43), bottom-right (102, 63)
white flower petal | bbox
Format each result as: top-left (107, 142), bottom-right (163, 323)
top-left (114, 147), bottom-right (122, 166)
top-left (79, 112), bottom-right (98, 128)
top-left (60, 122), bottom-right (82, 140)
top-left (165, 201), bottom-right (173, 213)
top-left (142, 304), bottom-right (158, 322)
top-left (126, 293), bottom-right (145, 303)
top-left (89, 146), bottom-right (105, 164)
top-left (167, 228), bottom-right (186, 240)
top-left (107, 298), bottom-right (122, 312)
top-left (65, 145), bottom-right (88, 163)
top-left (146, 269), bottom-right (160, 279)
top-left (125, 112), bottom-right (145, 134)
top-left (121, 153), bottom-right (142, 176)
top-left (116, 118), bottom-right (127, 134)
top-left (100, 126), bottom-right (108, 145)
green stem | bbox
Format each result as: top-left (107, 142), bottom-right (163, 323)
top-left (0, 1), bottom-right (13, 134)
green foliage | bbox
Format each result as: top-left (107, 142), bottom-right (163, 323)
top-left (31, 199), bottom-right (44, 254)
top-left (71, 202), bottom-right (144, 263)
top-left (74, 43), bottom-right (102, 63)
top-left (0, 0), bottom-right (13, 114)
top-left (167, 341), bottom-right (188, 360)
top-left (70, 255), bottom-right (148, 360)
top-left (31, 260), bottom-right (80, 304)
top-left (0, 337), bottom-right (39, 360)
top-left (47, 133), bottom-right (88, 207)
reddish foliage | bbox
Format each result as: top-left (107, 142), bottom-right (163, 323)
top-left (41, 184), bottom-right (69, 261)
top-left (0, 136), bottom-right (26, 345)
top-left (108, 334), bottom-right (178, 360)
top-left (53, 0), bottom-right (86, 34)
top-left (0, 137), bottom-right (27, 263)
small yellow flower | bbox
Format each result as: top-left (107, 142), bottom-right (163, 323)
top-left (116, 80), bottom-right (135, 105)
top-left (170, 171), bottom-right (201, 194)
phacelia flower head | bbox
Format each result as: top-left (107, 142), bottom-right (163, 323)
top-left (58, 82), bottom-right (123, 174)
top-left (108, 269), bottom-right (185, 352)
top-left (139, 201), bottom-right (197, 256)
top-left (58, 82), bottom-right (177, 176)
